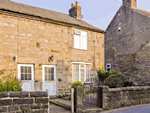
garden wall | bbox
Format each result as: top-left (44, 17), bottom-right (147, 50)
top-left (98, 86), bottom-right (150, 110)
top-left (0, 91), bottom-right (48, 113)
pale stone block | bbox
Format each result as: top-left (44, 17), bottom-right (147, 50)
top-left (10, 24), bottom-right (15, 27)
top-left (3, 23), bottom-right (9, 26)
top-left (21, 33), bottom-right (26, 36)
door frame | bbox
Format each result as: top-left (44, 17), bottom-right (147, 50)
top-left (18, 64), bottom-right (34, 91)
top-left (42, 65), bottom-right (56, 95)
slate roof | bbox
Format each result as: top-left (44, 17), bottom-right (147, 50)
top-left (0, 0), bottom-right (104, 33)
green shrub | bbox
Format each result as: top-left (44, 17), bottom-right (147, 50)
top-left (97, 67), bottom-right (110, 82)
top-left (0, 70), bottom-right (22, 92)
top-left (68, 81), bottom-right (84, 100)
top-left (5, 77), bottom-right (22, 92)
top-left (104, 76), bottom-right (124, 88)
top-left (98, 68), bottom-right (134, 88)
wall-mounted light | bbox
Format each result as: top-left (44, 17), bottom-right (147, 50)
top-left (13, 56), bottom-right (18, 62)
top-left (118, 27), bottom-right (121, 31)
top-left (48, 55), bottom-right (53, 62)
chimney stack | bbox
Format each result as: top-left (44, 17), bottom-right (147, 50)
top-left (69, 1), bottom-right (82, 19)
top-left (123, 0), bottom-right (137, 8)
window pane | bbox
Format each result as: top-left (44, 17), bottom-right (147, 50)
top-left (80, 69), bottom-right (84, 82)
top-left (24, 67), bottom-right (27, 73)
top-left (28, 67), bottom-right (31, 73)
top-left (81, 36), bottom-right (87, 49)
top-left (86, 65), bottom-right (90, 82)
top-left (51, 68), bottom-right (54, 74)
top-left (47, 73), bottom-right (50, 81)
top-left (45, 73), bottom-right (47, 81)
top-left (45, 67), bottom-right (48, 73)
top-left (51, 74), bottom-right (54, 81)
top-left (28, 74), bottom-right (31, 80)
top-left (25, 74), bottom-right (27, 80)
top-left (74, 35), bottom-right (80, 48)
top-left (73, 64), bottom-right (79, 83)
top-left (21, 66), bottom-right (23, 73)
top-left (21, 74), bottom-right (24, 80)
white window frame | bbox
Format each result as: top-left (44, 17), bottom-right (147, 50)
top-left (74, 30), bottom-right (87, 50)
top-left (72, 62), bottom-right (91, 83)
top-left (106, 63), bottom-right (111, 72)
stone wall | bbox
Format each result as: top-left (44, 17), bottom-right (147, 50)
top-left (98, 86), bottom-right (150, 110)
top-left (105, 3), bottom-right (150, 84)
top-left (0, 91), bottom-right (48, 113)
top-left (0, 9), bottom-right (104, 95)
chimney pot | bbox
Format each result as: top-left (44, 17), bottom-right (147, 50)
top-left (71, 3), bottom-right (74, 7)
top-left (123, 0), bottom-right (137, 8)
top-left (69, 1), bottom-right (82, 19)
top-left (76, 1), bottom-right (79, 5)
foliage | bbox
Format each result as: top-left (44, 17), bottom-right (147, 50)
top-left (97, 67), bottom-right (110, 82)
top-left (104, 76), bottom-right (124, 88)
top-left (98, 68), bottom-right (134, 88)
top-left (68, 81), bottom-right (84, 100)
top-left (71, 81), bottom-right (84, 88)
top-left (0, 70), bottom-right (22, 92)
top-left (5, 77), bottom-right (22, 92)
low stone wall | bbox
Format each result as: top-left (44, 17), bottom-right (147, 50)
top-left (0, 91), bottom-right (48, 113)
top-left (98, 86), bottom-right (150, 110)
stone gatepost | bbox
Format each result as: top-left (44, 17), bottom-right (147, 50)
top-left (74, 86), bottom-right (84, 113)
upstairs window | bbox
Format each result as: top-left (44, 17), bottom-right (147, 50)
top-left (74, 30), bottom-right (87, 50)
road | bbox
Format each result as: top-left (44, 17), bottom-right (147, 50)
top-left (101, 104), bottom-right (150, 113)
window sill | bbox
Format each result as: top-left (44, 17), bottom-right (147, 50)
top-left (73, 48), bottom-right (88, 51)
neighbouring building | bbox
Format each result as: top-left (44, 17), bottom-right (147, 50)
top-left (105, 0), bottom-right (150, 84)
top-left (0, 0), bottom-right (104, 96)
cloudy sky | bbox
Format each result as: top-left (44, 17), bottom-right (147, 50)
top-left (11, 0), bottom-right (150, 30)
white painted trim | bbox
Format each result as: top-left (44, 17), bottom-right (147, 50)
top-left (18, 64), bottom-right (34, 91)
top-left (71, 62), bottom-right (91, 64)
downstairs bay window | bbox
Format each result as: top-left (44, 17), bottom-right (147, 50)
top-left (72, 63), bottom-right (90, 83)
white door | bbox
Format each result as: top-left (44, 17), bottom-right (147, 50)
top-left (18, 64), bottom-right (34, 91)
top-left (42, 65), bottom-right (56, 95)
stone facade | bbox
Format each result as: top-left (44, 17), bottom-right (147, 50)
top-left (98, 86), bottom-right (150, 110)
top-left (105, 0), bottom-right (150, 84)
top-left (0, 91), bottom-right (48, 112)
top-left (0, 1), bottom-right (104, 95)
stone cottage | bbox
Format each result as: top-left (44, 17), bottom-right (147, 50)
top-left (105, 0), bottom-right (150, 84)
top-left (0, 0), bottom-right (104, 96)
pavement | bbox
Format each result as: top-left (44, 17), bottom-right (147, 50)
top-left (49, 105), bottom-right (71, 113)
top-left (101, 104), bottom-right (150, 113)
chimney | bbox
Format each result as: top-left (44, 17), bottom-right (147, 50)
top-left (69, 1), bottom-right (82, 19)
top-left (123, 0), bottom-right (137, 8)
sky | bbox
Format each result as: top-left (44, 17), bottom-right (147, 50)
top-left (11, 0), bottom-right (150, 30)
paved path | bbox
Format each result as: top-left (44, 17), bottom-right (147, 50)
top-left (49, 105), bottom-right (71, 113)
top-left (101, 104), bottom-right (150, 113)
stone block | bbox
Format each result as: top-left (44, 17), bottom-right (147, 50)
top-left (0, 106), bottom-right (8, 112)
top-left (31, 104), bottom-right (41, 109)
top-left (9, 91), bottom-right (29, 97)
top-left (41, 104), bottom-right (48, 108)
top-left (0, 92), bottom-right (8, 98)
top-left (13, 98), bottom-right (33, 104)
top-left (8, 105), bottom-right (20, 111)
top-left (30, 91), bottom-right (48, 97)
top-left (0, 99), bottom-right (12, 106)
top-left (20, 104), bottom-right (30, 111)
top-left (35, 98), bottom-right (48, 104)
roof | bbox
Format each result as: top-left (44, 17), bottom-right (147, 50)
top-left (134, 7), bottom-right (150, 16)
top-left (0, 0), bottom-right (104, 33)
